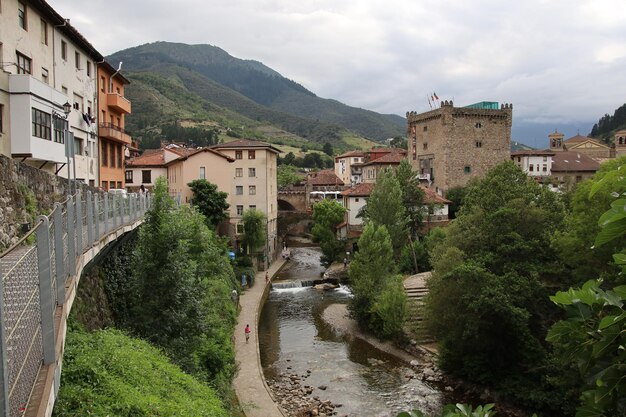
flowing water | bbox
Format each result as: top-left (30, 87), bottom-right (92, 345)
top-left (258, 246), bottom-right (449, 417)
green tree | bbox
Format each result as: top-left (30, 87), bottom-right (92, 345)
top-left (312, 199), bottom-right (346, 267)
top-left (323, 141), bottom-right (334, 156)
top-left (277, 164), bottom-right (303, 188)
top-left (188, 179), bottom-right (230, 228)
top-left (129, 177), bottom-right (237, 385)
top-left (423, 162), bottom-right (566, 408)
top-left (349, 223), bottom-right (406, 339)
top-left (445, 186), bottom-right (468, 219)
top-left (395, 159), bottom-right (425, 237)
top-left (282, 151), bottom-right (296, 166)
top-left (362, 169), bottom-right (407, 255)
top-left (390, 136), bottom-right (408, 149)
top-left (241, 209), bottom-right (267, 254)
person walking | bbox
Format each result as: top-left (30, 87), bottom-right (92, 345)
top-left (245, 324), bottom-right (251, 343)
top-left (265, 271), bottom-right (270, 284)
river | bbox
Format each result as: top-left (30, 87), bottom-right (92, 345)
top-left (258, 246), bottom-right (449, 417)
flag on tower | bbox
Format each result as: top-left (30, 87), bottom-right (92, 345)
top-left (433, 92), bottom-right (439, 100)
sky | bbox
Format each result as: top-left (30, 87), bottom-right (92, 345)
top-left (48, 0), bottom-right (626, 147)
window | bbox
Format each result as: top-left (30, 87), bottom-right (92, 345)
top-left (100, 76), bottom-right (105, 92)
top-left (142, 170), bottom-right (151, 184)
top-left (235, 150), bottom-right (242, 159)
top-left (543, 156), bottom-right (547, 162)
top-left (248, 150), bottom-right (255, 159)
top-left (236, 223), bottom-right (244, 234)
top-left (423, 126), bottom-right (427, 132)
top-left (248, 168), bottom-right (256, 177)
top-left (475, 122), bottom-right (482, 128)
top-left (249, 185), bottom-right (256, 195)
top-left (464, 166), bottom-right (471, 174)
top-left (199, 166), bottom-right (205, 179)
top-left (61, 40), bottom-right (67, 60)
top-left (102, 181), bottom-right (107, 189)
top-left (18, 1), bottom-right (26, 30)
top-left (86, 61), bottom-right (91, 77)
top-left (542, 164), bottom-right (547, 172)
top-left (236, 186), bottom-right (243, 195)
top-left (235, 168), bottom-right (243, 177)
top-left (236, 205), bottom-right (244, 216)
top-left (355, 198), bottom-right (360, 202)
top-left (53, 118), bottom-right (66, 143)
top-left (529, 164), bottom-right (534, 172)
top-left (423, 143), bottom-right (428, 150)
top-left (40, 19), bottom-right (47, 44)
top-left (101, 110), bottom-right (105, 122)
top-left (74, 137), bottom-right (83, 155)
top-left (249, 205), bottom-right (256, 211)
top-left (517, 157), bottom-right (521, 162)
top-left (75, 52), bottom-right (80, 70)
top-left (117, 144), bottom-right (122, 168)
top-left (109, 181), bottom-right (115, 189)
top-left (32, 108), bottom-right (51, 140)
top-left (16, 52), bottom-right (31, 74)
top-left (125, 170), bottom-right (133, 182)
top-left (41, 67), bottom-right (48, 84)
top-left (475, 141), bottom-right (482, 148)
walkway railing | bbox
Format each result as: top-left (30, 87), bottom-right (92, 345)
top-left (0, 190), bottom-right (151, 417)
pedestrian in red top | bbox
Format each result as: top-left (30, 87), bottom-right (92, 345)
top-left (245, 324), bottom-right (251, 343)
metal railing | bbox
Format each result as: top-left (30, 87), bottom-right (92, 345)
top-left (0, 190), bottom-right (151, 417)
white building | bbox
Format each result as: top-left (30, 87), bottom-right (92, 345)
top-left (511, 150), bottom-right (555, 177)
top-left (0, 0), bottom-right (103, 185)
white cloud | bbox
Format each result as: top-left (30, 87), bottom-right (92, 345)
top-left (47, 0), bottom-right (626, 141)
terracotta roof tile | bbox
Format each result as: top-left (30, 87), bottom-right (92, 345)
top-left (307, 170), bottom-right (344, 186)
top-left (342, 182), bottom-right (375, 197)
top-left (511, 150), bottom-right (555, 156)
top-left (551, 151), bottom-right (600, 172)
top-left (336, 150), bottom-right (366, 159)
top-left (420, 186), bottom-right (451, 204)
top-left (126, 149), bottom-right (165, 167)
top-left (363, 152), bottom-right (406, 165)
top-left (212, 139), bottom-right (281, 153)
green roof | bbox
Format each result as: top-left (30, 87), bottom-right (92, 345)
top-left (464, 102), bottom-right (499, 110)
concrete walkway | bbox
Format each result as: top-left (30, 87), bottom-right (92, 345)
top-left (233, 259), bottom-right (287, 417)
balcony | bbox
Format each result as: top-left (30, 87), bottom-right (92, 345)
top-left (106, 93), bottom-right (131, 114)
top-left (99, 123), bottom-right (132, 145)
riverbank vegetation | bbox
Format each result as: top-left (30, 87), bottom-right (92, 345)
top-left (55, 176), bottom-right (240, 415)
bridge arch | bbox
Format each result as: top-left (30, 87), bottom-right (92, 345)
top-left (278, 199), bottom-right (297, 211)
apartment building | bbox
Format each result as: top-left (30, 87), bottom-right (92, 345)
top-left (0, 0), bottom-right (104, 186)
top-left (125, 148), bottom-right (168, 192)
top-left (98, 61), bottom-right (131, 190)
top-left (334, 150), bottom-right (366, 185)
top-left (212, 140), bottom-right (281, 263)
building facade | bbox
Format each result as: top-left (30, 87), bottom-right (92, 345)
top-left (211, 140), bottom-right (281, 263)
top-left (1, 0), bottom-right (104, 186)
top-left (334, 150), bottom-right (366, 185)
top-left (125, 149), bottom-right (168, 192)
top-left (407, 101), bottom-right (512, 193)
top-left (98, 61), bottom-right (131, 190)
top-left (511, 150), bottom-right (555, 177)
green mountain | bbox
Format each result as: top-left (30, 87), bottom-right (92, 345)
top-left (108, 42), bottom-right (405, 142)
top-left (590, 103), bottom-right (626, 144)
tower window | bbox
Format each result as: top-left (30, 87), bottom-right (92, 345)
top-left (464, 166), bottom-right (471, 174)
top-left (475, 122), bottom-right (482, 128)
top-left (475, 141), bottom-right (482, 148)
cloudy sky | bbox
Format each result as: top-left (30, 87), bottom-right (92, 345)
top-left (48, 0), bottom-right (626, 146)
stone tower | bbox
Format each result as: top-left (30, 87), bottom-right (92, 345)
top-left (406, 101), bottom-right (512, 193)
top-left (548, 131), bottom-right (565, 151)
top-left (615, 130), bottom-right (626, 158)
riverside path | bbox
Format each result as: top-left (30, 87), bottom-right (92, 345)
top-left (233, 259), bottom-right (287, 417)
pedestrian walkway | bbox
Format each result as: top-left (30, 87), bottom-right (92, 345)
top-left (233, 259), bottom-right (287, 417)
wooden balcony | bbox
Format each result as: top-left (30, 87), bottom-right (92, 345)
top-left (106, 93), bottom-right (131, 114)
top-left (98, 123), bottom-right (132, 145)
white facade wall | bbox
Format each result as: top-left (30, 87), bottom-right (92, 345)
top-left (515, 155), bottom-right (552, 176)
top-left (53, 28), bottom-right (98, 186)
top-left (346, 196), bottom-right (367, 226)
top-left (125, 166), bottom-right (167, 190)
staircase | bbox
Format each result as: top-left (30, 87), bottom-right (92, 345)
top-left (404, 272), bottom-right (434, 343)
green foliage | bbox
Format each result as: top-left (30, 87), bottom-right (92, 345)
top-left (348, 223), bottom-right (406, 339)
top-left (323, 141), bottom-right (334, 156)
top-left (242, 209), bottom-right (267, 253)
top-left (312, 199), bottom-right (346, 267)
top-left (423, 161), bottom-right (566, 409)
top-left (277, 164), bottom-right (304, 188)
top-left (590, 102), bottom-right (626, 143)
top-left (399, 239), bottom-right (430, 274)
top-left (395, 160), bottom-right (425, 238)
top-left (54, 327), bottom-right (229, 417)
top-left (390, 136), bottom-right (408, 149)
top-left (445, 186), bottom-right (468, 219)
top-left (188, 179), bottom-right (230, 228)
top-left (233, 255), bottom-right (256, 288)
top-left (281, 151), bottom-right (296, 166)
top-left (122, 177), bottom-right (238, 387)
top-left (362, 169), bottom-right (408, 254)
top-left (552, 157), bottom-right (626, 285)
top-left (397, 403), bottom-right (496, 417)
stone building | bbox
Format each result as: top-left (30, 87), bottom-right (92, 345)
top-left (407, 101), bottom-right (512, 193)
top-left (548, 130), bottom-right (612, 160)
top-left (616, 130), bottom-right (626, 158)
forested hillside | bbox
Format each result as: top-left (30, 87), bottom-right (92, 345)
top-left (589, 102), bottom-right (626, 143)
top-left (109, 42), bottom-right (405, 142)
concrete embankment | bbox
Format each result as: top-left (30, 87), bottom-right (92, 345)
top-left (232, 259), bottom-right (287, 417)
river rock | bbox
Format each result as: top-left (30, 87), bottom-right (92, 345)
top-left (318, 385), bottom-right (327, 390)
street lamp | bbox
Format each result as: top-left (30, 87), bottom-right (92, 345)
top-left (53, 101), bottom-right (73, 194)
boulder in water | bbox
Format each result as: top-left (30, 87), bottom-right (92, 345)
top-left (314, 283), bottom-right (338, 291)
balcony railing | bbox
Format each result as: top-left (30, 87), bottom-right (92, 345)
top-left (106, 92), bottom-right (131, 114)
top-left (98, 123), bottom-right (132, 144)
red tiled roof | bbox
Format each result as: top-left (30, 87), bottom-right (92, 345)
top-left (336, 150), bottom-right (366, 159)
top-left (551, 151), bottom-right (600, 172)
top-left (165, 147), bottom-right (235, 165)
top-left (363, 152), bottom-right (406, 165)
top-left (370, 147), bottom-right (407, 154)
top-left (126, 149), bottom-right (165, 167)
top-left (342, 182), bottom-right (375, 197)
top-left (564, 134), bottom-right (593, 144)
top-left (421, 186), bottom-right (451, 204)
top-left (307, 169), bottom-right (344, 186)
top-left (212, 139), bottom-right (281, 153)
